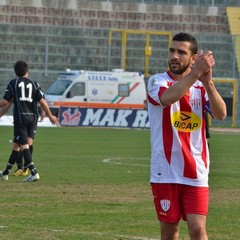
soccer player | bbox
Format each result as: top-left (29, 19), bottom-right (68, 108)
top-left (0, 100), bottom-right (45, 177)
top-left (147, 32), bottom-right (226, 239)
top-left (0, 60), bottom-right (59, 182)
top-left (0, 100), bottom-right (29, 176)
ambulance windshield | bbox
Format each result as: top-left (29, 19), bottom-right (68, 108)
top-left (46, 80), bottom-right (72, 95)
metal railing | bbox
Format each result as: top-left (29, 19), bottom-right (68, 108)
top-left (84, 0), bottom-right (240, 7)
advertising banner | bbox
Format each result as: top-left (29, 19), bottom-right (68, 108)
top-left (59, 107), bottom-right (149, 128)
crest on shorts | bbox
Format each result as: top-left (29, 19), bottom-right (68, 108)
top-left (160, 199), bottom-right (170, 212)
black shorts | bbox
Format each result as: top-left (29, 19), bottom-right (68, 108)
top-left (13, 122), bottom-right (37, 145)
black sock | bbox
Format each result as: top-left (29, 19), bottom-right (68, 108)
top-left (3, 150), bottom-right (20, 175)
top-left (27, 162), bottom-right (37, 176)
top-left (23, 145), bottom-right (33, 171)
top-left (16, 151), bottom-right (23, 170)
top-left (29, 145), bottom-right (33, 154)
top-left (22, 149), bottom-right (37, 175)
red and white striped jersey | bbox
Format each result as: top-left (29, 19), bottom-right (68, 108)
top-left (147, 71), bottom-right (209, 187)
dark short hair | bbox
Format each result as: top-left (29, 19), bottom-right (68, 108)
top-left (172, 32), bottom-right (198, 54)
top-left (14, 60), bottom-right (29, 77)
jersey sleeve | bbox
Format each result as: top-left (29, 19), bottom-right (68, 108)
top-left (34, 82), bottom-right (45, 101)
top-left (3, 81), bottom-right (14, 102)
top-left (147, 74), bottom-right (168, 107)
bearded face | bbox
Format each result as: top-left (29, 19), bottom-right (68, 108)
top-left (168, 60), bottom-right (191, 75)
top-left (168, 41), bottom-right (195, 76)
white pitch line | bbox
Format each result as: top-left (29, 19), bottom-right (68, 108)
top-left (20, 226), bottom-right (159, 240)
top-left (115, 234), bottom-right (158, 240)
top-left (102, 157), bottom-right (150, 167)
top-left (49, 230), bottom-right (159, 240)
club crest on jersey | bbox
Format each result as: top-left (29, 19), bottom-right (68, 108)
top-left (160, 199), bottom-right (170, 212)
top-left (171, 111), bottom-right (201, 132)
top-left (191, 98), bottom-right (201, 110)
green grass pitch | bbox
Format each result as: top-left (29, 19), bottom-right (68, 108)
top-left (0, 126), bottom-right (239, 240)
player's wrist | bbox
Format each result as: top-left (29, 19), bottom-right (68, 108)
top-left (190, 68), bottom-right (203, 80)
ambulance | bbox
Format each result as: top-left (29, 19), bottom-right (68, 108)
top-left (45, 69), bottom-right (147, 116)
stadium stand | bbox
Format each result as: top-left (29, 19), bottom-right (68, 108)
top-left (0, 0), bottom-right (239, 126)
top-left (0, 3), bottom-right (234, 76)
